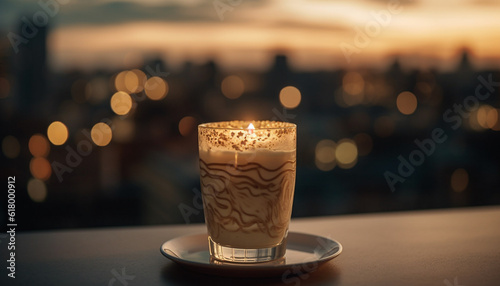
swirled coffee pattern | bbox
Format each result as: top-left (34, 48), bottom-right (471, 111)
top-left (200, 158), bottom-right (296, 248)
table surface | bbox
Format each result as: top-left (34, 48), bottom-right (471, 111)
top-left (2, 206), bottom-right (500, 286)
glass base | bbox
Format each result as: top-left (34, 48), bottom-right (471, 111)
top-left (208, 236), bottom-right (287, 263)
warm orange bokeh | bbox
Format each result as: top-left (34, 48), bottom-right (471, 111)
top-left (30, 157), bottom-right (52, 181)
top-left (29, 134), bottom-right (50, 157)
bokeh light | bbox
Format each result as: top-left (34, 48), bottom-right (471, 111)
top-left (178, 116), bottom-right (197, 136)
top-left (124, 70), bottom-right (140, 93)
top-left (91, 122), bottom-right (113, 147)
top-left (130, 69), bottom-right (147, 93)
top-left (486, 109), bottom-right (498, 129)
top-left (397, 91), bottom-right (418, 115)
top-left (30, 157), bottom-right (52, 181)
top-left (221, 75), bottom-right (245, 99)
top-left (110, 91), bottom-right (133, 115)
top-left (114, 71), bottom-right (128, 92)
top-left (111, 117), bottom-right (135, 143)
top-left (29, 134), bottom-right (50, 157)
top-left (279, 86), bottom-right (301, 109)
top-left (115, 69), bottom-right (147, 94)
top-left (451, 168), bottom-right (469, 192)
top-left (2, 135), bottom-right (20, 159)
top-left (491, 109), bottom-right (500, 131)
top-left (353, 133), bottom-right (373, 156)
top-left (315, 139), bottom-right (336, 171)
top-left (335, 139), bottom-right (358, 169)
top-left (342, 72), bottom-right (364, 106)
top-left (476, 105), bottom-right (489, 129)
top-left (145, 76), bottom-right (168, 100)
top-left (27, 178), bottom-right (47, 203)
top-left (47, 121), bottom-right (69, 145)
top-left (477, 105), bottom-right (498, 129)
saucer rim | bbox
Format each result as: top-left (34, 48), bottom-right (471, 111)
top-left (160, 231), bottom-right (342, 275)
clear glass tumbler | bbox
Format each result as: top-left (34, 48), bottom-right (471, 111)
top-left (198, 121), bottom-right (296, 263)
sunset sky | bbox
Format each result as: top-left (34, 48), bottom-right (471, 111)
top-left (2, 0), bottom-right (500, 71)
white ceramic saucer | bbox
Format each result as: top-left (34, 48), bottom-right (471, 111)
top-left (160, 232), bottom-right (342, 277)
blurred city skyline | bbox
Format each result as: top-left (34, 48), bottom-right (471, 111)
top-left (2, 0), bottom-right (500, 72)
top-left (1, 0), bottom-right (500, 231)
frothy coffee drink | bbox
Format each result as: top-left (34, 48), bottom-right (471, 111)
top-left (198, 121), bottom-right (296, 262)
top-left (199, 149), bottom-right (296, 248)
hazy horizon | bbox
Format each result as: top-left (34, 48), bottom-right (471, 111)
top-left (2, 0), bottom-right (500, 72)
